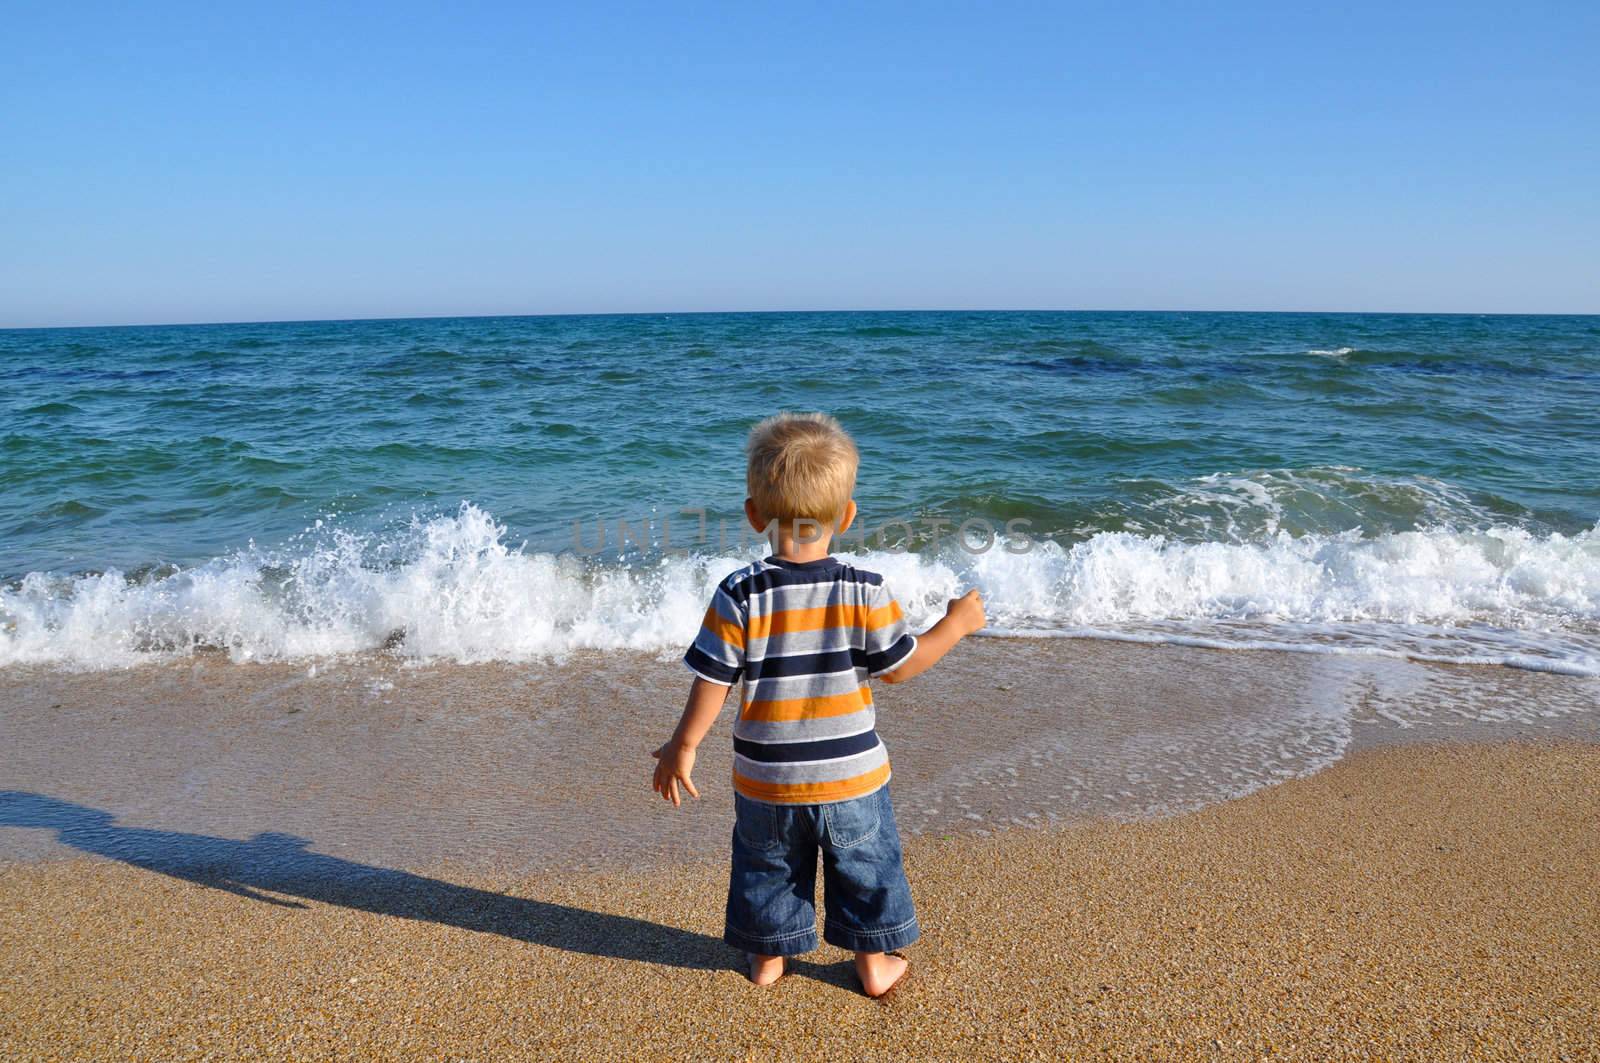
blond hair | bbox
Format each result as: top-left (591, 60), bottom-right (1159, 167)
top-left (746, 412), bottom-right (859, 529)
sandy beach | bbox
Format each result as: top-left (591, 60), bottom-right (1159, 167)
top-left (2, 737), bottom-right (1597, 1060)
top-left (3, 639), bottom-right (1597, 1058)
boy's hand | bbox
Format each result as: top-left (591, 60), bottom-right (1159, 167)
top-left (651, 740), bottom-right (700, 807)
top-left (946, 588), bottom-right (986, 636)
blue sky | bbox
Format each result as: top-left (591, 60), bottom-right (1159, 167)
top-left (3, 1), bottom-right (1597, 326)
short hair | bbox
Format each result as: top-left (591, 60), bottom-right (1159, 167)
top-left (746, 412), bottom-right (859, 529)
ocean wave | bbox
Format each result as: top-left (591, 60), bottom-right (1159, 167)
top-left (3, 503), bottom-right (1599, 674)
top-left (1073, 467), bottom-right (1538, 544)
top-left (1296, 346), bottom-right (1594, 381)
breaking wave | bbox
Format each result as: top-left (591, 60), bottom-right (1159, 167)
top-left (3, 502), bottom-right (1598, 674)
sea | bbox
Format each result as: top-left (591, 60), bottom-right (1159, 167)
top-left (2, 310), bottom-right (1598, 676)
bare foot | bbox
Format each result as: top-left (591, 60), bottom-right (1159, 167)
top-left (747, 953), bottom-right (784, 986)
top-left (854, 951), bottom-right (909, 998)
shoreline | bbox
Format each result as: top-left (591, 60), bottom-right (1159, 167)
top-left (3, 740), bottom-right (1597, 1058)
top-left (3, 638), bottom-right (1597, 874)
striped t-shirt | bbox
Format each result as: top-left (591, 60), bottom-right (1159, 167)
top-left (683, 555), bottom-right (918, 805)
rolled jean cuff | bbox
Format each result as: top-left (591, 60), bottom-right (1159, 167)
top-left (724, 924), bottom-right (819, 957)
top-left (822, 915), bottom-right (920, 954)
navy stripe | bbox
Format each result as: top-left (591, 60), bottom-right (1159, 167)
top-left (733, 729), bottom-right (879, 764)
top-left (864, 633), bottom-right (916, 676)
top-left (744, 647), bottom-right (864, 680)
top-left (684, 645), bottom-right (741, 683)
top-left (724, 562), bottom-right (881, 606)
top-left (764, 556), bottom-right (844, 572)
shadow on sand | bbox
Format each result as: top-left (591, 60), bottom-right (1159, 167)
top-left (0, 791), bottom-right (858, 988)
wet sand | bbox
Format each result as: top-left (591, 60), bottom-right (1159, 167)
top-left (3, 741), bottom-right (1597, 1060)
top-left (2, 638), bottom-right (1596, 873)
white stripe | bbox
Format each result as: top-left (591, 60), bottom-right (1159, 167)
top-left (682, 658), bottom-right (735, 686)
top-left (732, 724), bottom-right (876, 746)
top-left (733, 742), bottom-right (886, 778)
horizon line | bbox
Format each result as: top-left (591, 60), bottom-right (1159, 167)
top-left (5, 305), bottom-right (1600, 332)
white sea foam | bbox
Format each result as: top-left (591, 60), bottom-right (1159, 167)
top-left (3, 503), bottom-right (1599, 673)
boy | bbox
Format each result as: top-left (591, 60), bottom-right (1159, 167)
top-left (651, 412), bottom-right (985, 998)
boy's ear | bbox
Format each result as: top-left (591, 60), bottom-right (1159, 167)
top-left (837, 499), bottom-right (857, 535)
top-left (744, 497), bottom-right (764, 533)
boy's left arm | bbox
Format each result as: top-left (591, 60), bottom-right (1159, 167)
top-left (651, 678), bottom-right (734, 807)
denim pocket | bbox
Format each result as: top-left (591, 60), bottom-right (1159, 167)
top-left (733, 793), bottom-right (782, 851)
top-left (823, 790), bottom-right (882, 849)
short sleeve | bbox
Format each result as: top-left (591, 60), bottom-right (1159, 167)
top-left (683, 584), bottom-right (746, 686)
top-left (863, 582), bottom-right (917, 678)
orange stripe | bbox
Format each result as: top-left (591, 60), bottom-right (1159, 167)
top-left (733, 762), bottom-right (891, 804)
top-left (702, 605), bottom-right (745, 649)
top-left (740, 685), bottom-right (872, 723)
top-left (746, 601), bottom-right (902, 641)
top-left (866, 600), bottom-right (903, 630)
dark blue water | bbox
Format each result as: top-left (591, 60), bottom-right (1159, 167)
top-left (2, 311), bottom-right (1598, 671)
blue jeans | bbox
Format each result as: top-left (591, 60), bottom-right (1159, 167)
top-left (724, 785), bottom-right (920, 956)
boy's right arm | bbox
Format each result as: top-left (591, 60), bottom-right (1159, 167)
top-left (879, 589), bottom-right (984, 684)
top-left (652, 677), bottom-right (734, 807)
top-left (656, 580), bottom-right (747, 805)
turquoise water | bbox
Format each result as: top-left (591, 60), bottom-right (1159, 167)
top-left (3, 311), bottom-right (1598, 671)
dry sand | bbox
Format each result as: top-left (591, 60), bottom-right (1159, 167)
top-left (3, 741), bottom-right (1597, 1061)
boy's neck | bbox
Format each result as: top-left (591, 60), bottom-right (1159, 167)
top-left (769, 530), bottom-right (834, 564)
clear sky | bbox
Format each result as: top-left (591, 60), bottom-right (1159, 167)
top-left (3, 2), bottom-right (1597, 327)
